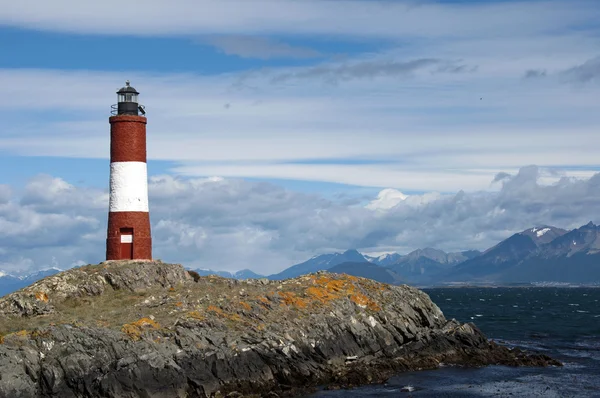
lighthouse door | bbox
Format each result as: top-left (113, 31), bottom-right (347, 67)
top-left (120, 228), bottom-right (134, 259)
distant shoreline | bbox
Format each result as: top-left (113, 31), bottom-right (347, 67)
top-left (420, 284), bottom-right (600, 289)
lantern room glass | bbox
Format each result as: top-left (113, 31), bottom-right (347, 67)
top-left (118, 92), bottom-right (138, 103)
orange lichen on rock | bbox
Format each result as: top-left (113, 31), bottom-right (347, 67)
top-left (122, 317), bottom-right (160, 340)
top-left (207, 305), bottom-right (224, 315)
top-left (305, 286), bottom-right (338, 303)
top-left (314, 275), bottom-right (355, 293)
top-left (324, 279), bottom-right (346, 292)
top-left (0, 335), bottom-right (4, 344)
top-left (228, 313), bottom-right (242, 322)
top-left (207, 305), bottom-right (242, 322)
top-left (306, 274), bottom-right (383, 311)
top-left (239, 301), bottom-right (252, 311)
top-left (350, 293), bottom-right (381, 311)
top-left (175, 302), bottom-right (183, 307)
top-left (187, 311), bottom-right (205, 321)
top-left (35, 292), bottom-right (49, 303)
top-left (306, 275), bottom-right (356, 303)
top-left (278, 291), bottom-right (307, 308)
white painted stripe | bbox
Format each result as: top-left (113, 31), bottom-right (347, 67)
top-left (109, 162), bottom-right (149, 212)
top-left (121, 235), bottom-right (133, 243)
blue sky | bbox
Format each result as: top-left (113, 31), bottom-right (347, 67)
top-left (0, 0), bottom-right (600, 274)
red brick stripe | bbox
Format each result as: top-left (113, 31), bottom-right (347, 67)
top-left (106, 211), bottom-right (152, 260)
top-left (109, 115), bottom-right (147, 163)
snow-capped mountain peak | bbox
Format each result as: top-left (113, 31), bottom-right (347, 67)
top-left (536, 227), bottom-right (551, 237)
top-left (521, 225), bottom-right (567, 245)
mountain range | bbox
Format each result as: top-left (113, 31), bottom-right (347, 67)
top-left (186, 222), bottom-right (599, 286)
top-left (448, 223), bottom-right (600, 284)
top-left (0, 269), bottom-right (61, 297)
top-left (190, 268), bottom-right (264, 280)
top-left (2, 222), bottom-right (599, 297)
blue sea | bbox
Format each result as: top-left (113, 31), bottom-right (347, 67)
top-left (310, 287), bottom-right (600, 397)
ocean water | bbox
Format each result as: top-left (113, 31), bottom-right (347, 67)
top-left (309, 288), bottom-right (600, 397)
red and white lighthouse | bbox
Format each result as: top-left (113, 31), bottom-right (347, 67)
top-left (106, 81), bottom-right (152, 260)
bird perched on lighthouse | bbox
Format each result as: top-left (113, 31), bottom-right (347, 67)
top-left (106, 81), bottom-right (152, 260)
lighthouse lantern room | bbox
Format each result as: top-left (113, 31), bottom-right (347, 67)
top-left (106, 81), bottom-right (152, 261)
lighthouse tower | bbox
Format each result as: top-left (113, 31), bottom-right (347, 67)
top-left (106, 81), bottom-right (152, 260)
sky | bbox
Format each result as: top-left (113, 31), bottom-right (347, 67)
top-left (0, 0), bottom-right (599, 275)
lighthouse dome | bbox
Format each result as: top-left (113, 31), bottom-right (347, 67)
top-left (117, 80), bottom-right (139, 95)
top-left (114, 80), bottom-right (142, 115)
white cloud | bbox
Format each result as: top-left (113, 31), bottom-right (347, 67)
top-left (0, 1), bottom-right (599, 193)
top-left (0, 0), bottom-right (597, 39)
top-left (0, 167), bottom-right (599, 276)
top-left (366, 189), bottom-right (408, 210)
top-left (20, 174), bottom-right (108, 212)
top-left (0, 59), bottom-right (599, 192)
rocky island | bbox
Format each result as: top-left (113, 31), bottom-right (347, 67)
top-left (0, 261), bottom-right (560, 397)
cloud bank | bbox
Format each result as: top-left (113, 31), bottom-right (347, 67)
top-left (1, 166), bottom-right (598, 275)
top-left (2, 0), bottom-right (597, 38)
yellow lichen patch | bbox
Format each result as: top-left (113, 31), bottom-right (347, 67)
top-left (121, 317), bottom-right (160, 340)
top-left (350, 293), bottom-right (369, 307)
top-left (306, 286), bottom-right (339, 303)
top-left (239, 301), bottom-right (252, 311)
top-left (325, 279), bottom-right (346, 292)
top-left (0, 335), bottom-right (4, 344)
top-left (207, 305), bottom-right (224, 315)
top-left (350, 293), bottom-right (381, 312)
top-left (35, 292), bottom-right (49, 303)
top-left (313, 275), bottom-right (356, 295)
top-left (187, 310), bottom-right (205, 321)
top-left (207, 305), bottom-right (242, 322)
top-left (228, 313), bottom-right (242, 322)
top-left (15, 330), bottom-right (28, 337)
top-left (307, 274), bottom-right (384, 310)
top-left (257, 296), bottom-right (271, 307)
top-left (278, 291), bottom-right (307, 308)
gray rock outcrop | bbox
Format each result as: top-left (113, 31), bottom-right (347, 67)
top-left (0, 262), bottom-right (560, 397)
